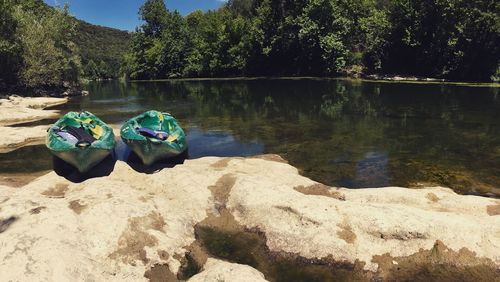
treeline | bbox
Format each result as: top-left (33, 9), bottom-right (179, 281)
top-left (0, 0), bottom-right (130, 92)
top-left (123, 0), bottom-right (499, 82)
top-left (0, 0), bottom-right (80, 90)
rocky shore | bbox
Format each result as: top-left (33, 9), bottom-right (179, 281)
top-left (0, 97), bottom-right (498, 281)
top-left (0, 156), bottom-right (498, 281)
top-left (0, 96), bottom-right (67, 153)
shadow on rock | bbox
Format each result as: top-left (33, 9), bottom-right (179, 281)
top-left (52, 154), bottom-right (117, 183)
top-left (0, 216), bottom-right (18, 233)
top-left (126, 150), bottom-right (188, 174)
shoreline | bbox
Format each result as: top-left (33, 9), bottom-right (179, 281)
top-left (0, 96), bottom-right (498, 280)
top-left (0, 155), bottom-right (498, 281)
top-left (0, 96), bottom-right (67, 152)
top-left (129, 75), bottom-right (500, 88)
top-left (2, 75), bottom-right (498, 100)
top-left (0, 84), bottom-right (89, 99)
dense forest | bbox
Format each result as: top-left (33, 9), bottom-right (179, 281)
top-left (1, 0), bottom-right (499, 93)
top-left (123, 0), bottom-right (499, 82)
top-left (76, 20), bottom-right (131, 80)
top-left (0, 0), bottom-right (130, 92)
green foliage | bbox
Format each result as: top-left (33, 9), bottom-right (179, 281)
top-left (297, 0), bottom-right (352, 74)
top-left (75, 20), bottom-right (131, 79)
top-left (160, 11), bottom-right (190, 77)
top-left (122, 0), bottom-right (499, 81)
top-left (140, 0), bottom-right (169, 37)
top-left (14, 2), bottom-right (80, 88)
top-left (359, 8), bottom-right (391, 71)
top-left (0, 0), bottom-right (131, 90)
top-left (123, 31), bottom-right (156, 80)
top-left (0, 0), bottom-right (22, 86)
top-left (1, 0), bottom-right (497, 86)
top-left (84, 60), bottom-right (99, 80)
top-left (385, 0), bottom-right (499, 81)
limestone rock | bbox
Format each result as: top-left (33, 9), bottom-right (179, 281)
top-left (222, 158), bottom-right (499, 272)
top-left (0, 96), bottom-right (67, 152)
top-left (0, 125), bottom-right (48, 153)
top-left (0, 96), bottom-right (67, 126)
top-left (0, 156), bottom-right (498, 281)
top-left (0, 160), bottom-right (215, 281)
top-left (188, 258), bottom-right (268, 282)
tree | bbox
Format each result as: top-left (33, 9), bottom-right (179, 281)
top-left (0, 0), bottom-right (22, 86)
top-left (297, 0), bottom-right (352, 74)
top-left (140, 0), bottom-right (168, 38)
top-left (123, 31), bottom-right (159, 80)
top-left (227, 0), bottom-right (256, 17)
top-left (159, 10), bottom-right (189, 77)
top-left (98, 60), bottom-right (110, 78)
top-left (184, 10), bottom-right (205, 76)
top-left (121, 0), bottom-right (499, 81)
top-left (359, 9), bottom-right (391, 71)
top-left (84, 59), bottom-right (99, 80)
top-left (383, 0), bottom-right (499, 80)
top-left (15, 2), bottom-right (80, 87)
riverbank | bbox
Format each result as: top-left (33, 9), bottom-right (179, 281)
top-left (0, 95), bottom-right (498, 281)
top-left (0, 96), bottom-right (67, 152)
top-left (130, 75), bottom-right (500, 88)
top-left (0, 83), bottom-right (89, 98)
top-left (0, 96), bottom-right (68, 187)
top-left (0, 155), bottom-right (498, 281)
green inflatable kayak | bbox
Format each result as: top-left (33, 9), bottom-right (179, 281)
top-left (120, 110), bottom-right (187, 165)
top-left (46, 111), bottom-right (116, 173)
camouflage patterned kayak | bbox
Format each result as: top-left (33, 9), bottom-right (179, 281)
top-left (120, 110), bottom-right (187, 165)
top-left (46, 111), bottom-right (116, 173)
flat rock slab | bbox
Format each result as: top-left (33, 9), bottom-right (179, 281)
top-left (0, 156), bottom-right (498, 281)
top-left (0, 96), bottom-right (67, 152)
top-left (0, 96), bottom-right (67, 126)
top-left (0, 125), bottom-right (48, 153)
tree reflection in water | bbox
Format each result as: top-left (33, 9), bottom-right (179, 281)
top-left (4, 79), bottom-right (498, 197)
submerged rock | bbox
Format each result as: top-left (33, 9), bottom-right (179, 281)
top-left (0, 156), bottom-right (498, 281)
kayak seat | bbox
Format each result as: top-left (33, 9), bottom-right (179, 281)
top-left (137, 127), bottom-right (169, 141)
top-left (54, 129), bottom-right (79, 145)
top-left (55, 125), bottom-right (96, 147)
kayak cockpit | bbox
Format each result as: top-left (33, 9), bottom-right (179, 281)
top-left (120, 110), bottom-right (187, 165)
top-left (46, 111), bottom-right (115, 173)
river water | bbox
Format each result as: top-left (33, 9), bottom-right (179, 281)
top-left (2, 79), bottom-right (499, 197)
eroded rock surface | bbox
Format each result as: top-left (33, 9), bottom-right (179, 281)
top-left (0, 125), bottom-right (49, 153)
top-left (0, 156), bottom-right (498, 281)
top-left (0, 96), bottom-right (67, 152)
top-left (0, 96), bottom-right (67, 126)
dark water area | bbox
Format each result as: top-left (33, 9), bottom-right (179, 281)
top-left (2, 79), bottom-right (499, 196)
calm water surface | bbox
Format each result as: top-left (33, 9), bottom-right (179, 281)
top-left (2, 79), bottom-right (499, 196)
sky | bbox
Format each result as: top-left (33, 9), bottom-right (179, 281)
top-left (43, 0), bottom-right (226, 31)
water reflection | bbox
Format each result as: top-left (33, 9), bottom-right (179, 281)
top-left (1, 79), bottom-right (498, 197)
